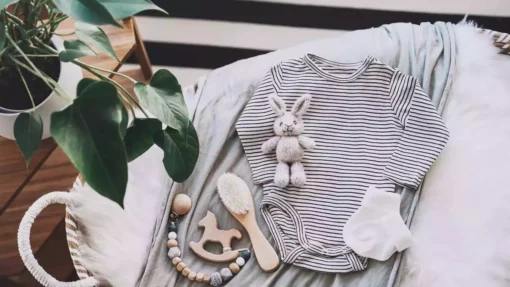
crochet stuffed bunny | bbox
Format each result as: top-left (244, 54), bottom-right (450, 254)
top-left (261, 94), bottom-right (316, 187)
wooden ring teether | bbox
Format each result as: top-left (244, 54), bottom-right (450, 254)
top-left (189, 211), bottom-right (242, 262)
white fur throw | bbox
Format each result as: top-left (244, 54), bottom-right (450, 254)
top-left (397, 24), bottom-right (510, 287)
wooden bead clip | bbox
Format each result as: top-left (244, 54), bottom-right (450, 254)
top-left (168, 194), bottom-right (252, 286)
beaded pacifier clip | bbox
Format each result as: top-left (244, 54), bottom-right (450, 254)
top-left (166, 194), bottom-right (251, 286)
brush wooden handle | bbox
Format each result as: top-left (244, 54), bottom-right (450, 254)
top-left (245, 222), bottom-right (280, 272)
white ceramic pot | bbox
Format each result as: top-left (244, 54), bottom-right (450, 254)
top-left (0, 36), bottom-right (83, 140)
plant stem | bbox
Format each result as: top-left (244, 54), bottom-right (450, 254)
top-left (108, 80), bottom-right (139, 116)
top-left (12, 2), bottom-right (20, 17)
top-left (35, 41), bottom-right (138, 85)
top-left (26, 0), bottom-right (45, 30)
top-left (86, 66), bottom-right (139, 118)
top-left (118, 93), bottom-right (137, 118)
top-left (15, 65), bottom-right (36, 110)
top-left (27, 15), bottom-right (67, 38)
top-left (5, 11), bottom-right (23, 25)
top-left (33, 38), bottom-right (56, 52)
top-left (34, 38), bottom-right (149, 117)
top-left (0, 44), bottom-right (14, 58)
top-left (15, 54), bottom-right (58, 57)
top-left (33, 39), bottom-right (148, 117)
top-left (6, 33), bottom-right (67, 98)
top-left (75, 60), bottom-right (138, 84)
top-left (87, 66), bottom-right (137, 116)
top-left (37, 38), bottom-right (128, 82)
top-left (9, 56), bottom-right (71, 103)
top-left (109, 79), bottom-right (144, 118)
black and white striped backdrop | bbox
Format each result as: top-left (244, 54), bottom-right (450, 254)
top-left (126, 0), bottom-right (510, 86)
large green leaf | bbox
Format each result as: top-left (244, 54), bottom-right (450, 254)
top-left (134, 70), bottom-right (189, 132)
top-left (76, 78), bottom-right (128, 135)
top-left (77, 78), bottom-right (99, 96)
top-left (97, 0), bottom-right (166, 19)
top-left (52, 0), bottom-right (120, 27)
top-left (0, 0), bottom-right (18, 10)
top-left (51, 81), bottom-right (128, 207)
top-left (75, 22), bottom-right (119, 62)
top-left (124, 118), bottom-right (161, 162)
top-left (59, 39), bottom-right (97, 62)
top-left (153, 123), bottom-right (199, 182)
top-left (14, 112), bottom-right (43, 165)
top-left (0, 22), bottom-right (5, 50)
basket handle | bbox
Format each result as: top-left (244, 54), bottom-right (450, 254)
top-left (18, 192), bottom-right (100, 287)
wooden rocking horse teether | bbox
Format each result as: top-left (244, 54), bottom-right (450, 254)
top-left (190, 211), bottom-right (242, 262)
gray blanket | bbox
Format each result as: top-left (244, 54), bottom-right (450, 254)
top-left (138, 22), bottom-right (456, 287)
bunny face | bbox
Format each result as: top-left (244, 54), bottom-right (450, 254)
top-left (268, 94), bottom-right (312, 137)
top-left (274, 112), bottom-right (304, 136)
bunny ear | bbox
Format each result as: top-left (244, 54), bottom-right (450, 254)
top-left (291, 94), bottom-right (312, 117)
top-left (268, 94), bottom-right (286, 116)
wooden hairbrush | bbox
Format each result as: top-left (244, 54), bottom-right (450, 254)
top-left (217, 173), bottom-right (280, 272)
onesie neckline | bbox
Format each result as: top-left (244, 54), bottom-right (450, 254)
top-left (303, 53), bottom-right (375, 83)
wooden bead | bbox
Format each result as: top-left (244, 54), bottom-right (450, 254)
top-left (176, 262), bottom-right (186, 271)
top-left (172, 257), bottom-right (181, 265)
top-left (182, 267), bottom-right (191, 276)
top-left (172, 194), bottom-right (192, 215)
top-left (196, 273), bottom-right (204, 282)
top-left (167, 239), bottom-right (178, 248)
top-left (188, 271), bottom-right (197, 281)
top-left (229, 263), bottom-right (240, 274)
top-left (203, 274), bottom-right (211, 283)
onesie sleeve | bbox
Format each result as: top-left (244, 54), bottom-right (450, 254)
top-left (383, 72), bottom-right (449, 189)
top-left (235, 65), bottom-right (283, 184)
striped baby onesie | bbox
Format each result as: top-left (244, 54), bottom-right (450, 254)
top-left (236, 54), bottom-right (449, 273)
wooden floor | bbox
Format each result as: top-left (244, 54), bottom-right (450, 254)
top-left (0, 68), bottom-right (147, 287)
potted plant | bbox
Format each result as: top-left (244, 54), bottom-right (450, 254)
top-left (0, 0), bottom-right (199, 207)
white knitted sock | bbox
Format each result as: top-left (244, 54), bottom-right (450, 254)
top-left (343, 186), bottom-right (414, 261)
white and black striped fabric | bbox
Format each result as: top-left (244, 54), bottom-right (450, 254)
top-left (129, 1), bottom-right (510, 86)
top-left (235, 54), bottom-right (449, 272)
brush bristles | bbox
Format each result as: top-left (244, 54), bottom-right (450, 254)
top-left (217, 173), bottom-right (251, 215)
